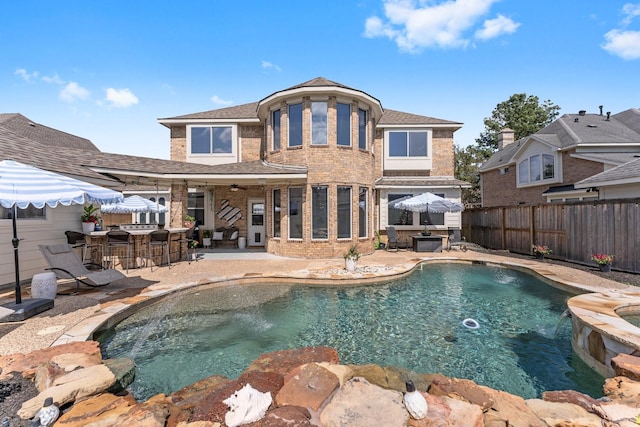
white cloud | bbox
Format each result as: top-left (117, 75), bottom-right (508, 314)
top-left (211, 95), bottom-right (233, 106)
top-left (602, 29), bottom-right (640, 59)
top-left (104, 88), bottom-right (139, 108)
top-left (60, 82), bottom-right (91, 102)
top-left (363, 0), bottom-right (514, 52)
top-left (261, 60), bottom-right (282, 71)
top-left (14, 68), bottom-right (38, 82)
top-left (475, 14), bottom-right (520, 40)
top-left (602, 3), bottom-right (640, 60)
top-left (42, 73), bottom-right (65, 85)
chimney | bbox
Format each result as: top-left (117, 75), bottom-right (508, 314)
top-left (606, 112), bottom-right (611, 121)
top-left (498, 128), bottom-right (515, 150)
top-left (599, 105), bottom-right (603, 116)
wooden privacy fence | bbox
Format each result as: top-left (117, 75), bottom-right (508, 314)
top-left (462, 199), bottom-right (640, 273)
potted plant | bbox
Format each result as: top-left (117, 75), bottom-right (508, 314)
top-left (374, 231), bottom-right (385, 250)
top-left (344, 244), bottom-right (361, 272)
top-left (81, 204), bottom-right (100, 233)
top-left (184, 214), bottom-right (196, 228)
top-left (591, 253), bottom-right (614, 272)
top-left (202, 230), bottom-right (212, 248)
top-left (421, 221), bottom-right (431, 236)
top-left (532, 244), bottom-right (552, 259)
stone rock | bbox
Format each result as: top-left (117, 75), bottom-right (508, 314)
top-left (603, 376), bottom-right (640, 406)
top-left (442, 396), bottom-right (484, 427)
top-left (526, 398), bottom-right (604, 426)
top-left (317, 362), bottom-right (353, 386)
top-left (18, 364), bottom-right (116, 419)
top-left (427, 374), bottom-right (495, 412)
top-left (542, 390), bottom-right (604, 415)
top-left (320, 377), bottom-right (408, 427)
top-left (598, 403), bottom-right (640, 424)
top-left (103, 357), bottom-right (136, 394)
top-left (244, 347), bottom-right (339, 376)
top-left (189, 371), bottom-right (281, 424)
top-left (176, 422), bottom-right (221, 427)
top-left (50, 352), bottom-right (102, 372)
top-left (0, 341), bottom-right (101, 380)
top-left (108, 394), bottom-right (177, 427)
top-left (611, 353), bottom-right (640, 381)
top-left (276, 363), bottom-right (339, 411)
top-left (55, 393), bottom-right (134, 426)
top-left (407, 393), bottom-right (449, 427)
top-left (169, 375), bottom-right (231, 410)
top-left (34, 362), bottom-right (67, 392)
top-left (346, 364), bottom-right (388, 388)
top-left (253, 406), bottom-right (313, 427)
top-left (223, 383), bottom-right (272, 427)
top-left (479, 385), bottom-right (546, 427)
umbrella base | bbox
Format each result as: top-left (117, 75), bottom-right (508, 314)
top-left (1, 298), bottom-right (54, 322)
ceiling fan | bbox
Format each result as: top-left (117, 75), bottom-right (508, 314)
top-left (230, 184), bottom-right (247, 192)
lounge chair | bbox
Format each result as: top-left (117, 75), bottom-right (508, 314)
top-left (38, 244), bottom-right (126, 294)
top-left (386, 226), bottom-right (408, 251)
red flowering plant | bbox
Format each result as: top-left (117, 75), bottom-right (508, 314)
top-left (591, 253), bottom-right (614, 265)
top-left (81, 204), bottom-right (100, 224)
top-left (532, 244), bottom-right (552, 255)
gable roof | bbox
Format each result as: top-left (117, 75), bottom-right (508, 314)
top-left (1, 115), bottom-right (306, 188)
top-left (480, 108), bottom-right (640, 172)
top-left (0, 113), bottom-right (100, 151)
top-left (158, 102), bottom-right (260, 125)
top-left (378, 109), bottom-right (462, 128)
top-left (575, 156), bottom-right (640, 188)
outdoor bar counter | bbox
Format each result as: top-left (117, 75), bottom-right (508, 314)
top-left (85, 226), bottom-right (189, 269)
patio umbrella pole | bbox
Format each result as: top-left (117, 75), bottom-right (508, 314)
top-left (12, 204), bottom-right (21, 304)
top-left (1, 205), bottom-right (54, 322)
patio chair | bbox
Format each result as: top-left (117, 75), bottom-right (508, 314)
top-left (65, 230), bottom-right (103, 264)
top-left (147, 229), bottom-right (171, 271)
top-left (38, 244), bottom-right (126, 295)
top-left (106, 230), bottom-right (133, 273)
top-left (386, 226), bottom-right (408, 251)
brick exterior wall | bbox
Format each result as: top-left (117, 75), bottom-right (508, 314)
top-left (165, 92), bottom-right (455, 258)
top-left (170, 126), bottom-right (187, 162)
top-left (481, 149), bottom-right (605, 207)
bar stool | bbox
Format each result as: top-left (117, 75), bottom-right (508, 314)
top-left (106, 230), bottom-right (133, 273)
top-left (147, 229), bottom-right (170, 271)
top-left (176, 226), bottom-right (198, 264)
top-left (65, 230), bottom-right (102, 264)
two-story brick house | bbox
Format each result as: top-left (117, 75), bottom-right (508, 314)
top-left (479, 108), bottom-right (640, 207)
top-left (158, 77), bottom-right (467, 258)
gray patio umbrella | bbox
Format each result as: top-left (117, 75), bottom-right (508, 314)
top-left (390, 192), bottom-right (464, 213)
top-left (0, 159), bottom-right (123, 321)
top-left (101, 195), bottom-right (168, 214)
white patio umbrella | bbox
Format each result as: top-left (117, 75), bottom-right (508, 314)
top-left (101, 195), bottom-right (168, 214)
top-left (0, 159), bottom-right (124, 320)
top-left (390, 192), bottom-right (464, 213)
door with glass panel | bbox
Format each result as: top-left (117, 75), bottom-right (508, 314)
top-left (248, 199), bottom-right (265, 246)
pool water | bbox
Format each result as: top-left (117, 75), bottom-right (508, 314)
top-left (99, 263), bottom-right (603, 401)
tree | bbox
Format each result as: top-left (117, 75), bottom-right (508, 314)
top-left (475, 93), bottom-right (560, 155)
top-left (455, 93), bottom-right (561, 206)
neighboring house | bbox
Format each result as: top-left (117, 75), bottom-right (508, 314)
top-left (479, 108), bottom-right (640, 207)
top-left (157, 77), bottom-right (468, 258)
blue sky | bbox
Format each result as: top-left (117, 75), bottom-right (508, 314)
top-left (2, 1), bottom-right (639, 159)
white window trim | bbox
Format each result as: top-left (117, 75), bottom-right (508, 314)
top-left (383, 129), bottom-right (433, 171)
top-left (516, 152), bottom-right (559, 187)
top-left (186, 124), bottom-right (238, 163)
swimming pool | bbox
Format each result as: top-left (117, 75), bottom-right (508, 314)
top-left (99, 263), bottom-right (603, 401)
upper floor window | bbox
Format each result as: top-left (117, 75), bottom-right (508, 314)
top-left (337, 103), bottom-right (351, 146)
top-left (389, 131), bottom-right (428, 157)
top-left (289, 103), bottom-right (303, 147)
top-left (358, 109), bottom-right (367, 150)
top-left (272, 110), bottom-right (281, 151)
top-left (191, 126), bottom-right (232, 154)
top-left (518, 154), bottom-right (555, 185)
top-left (311, 102), bottom-right (328, 145)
